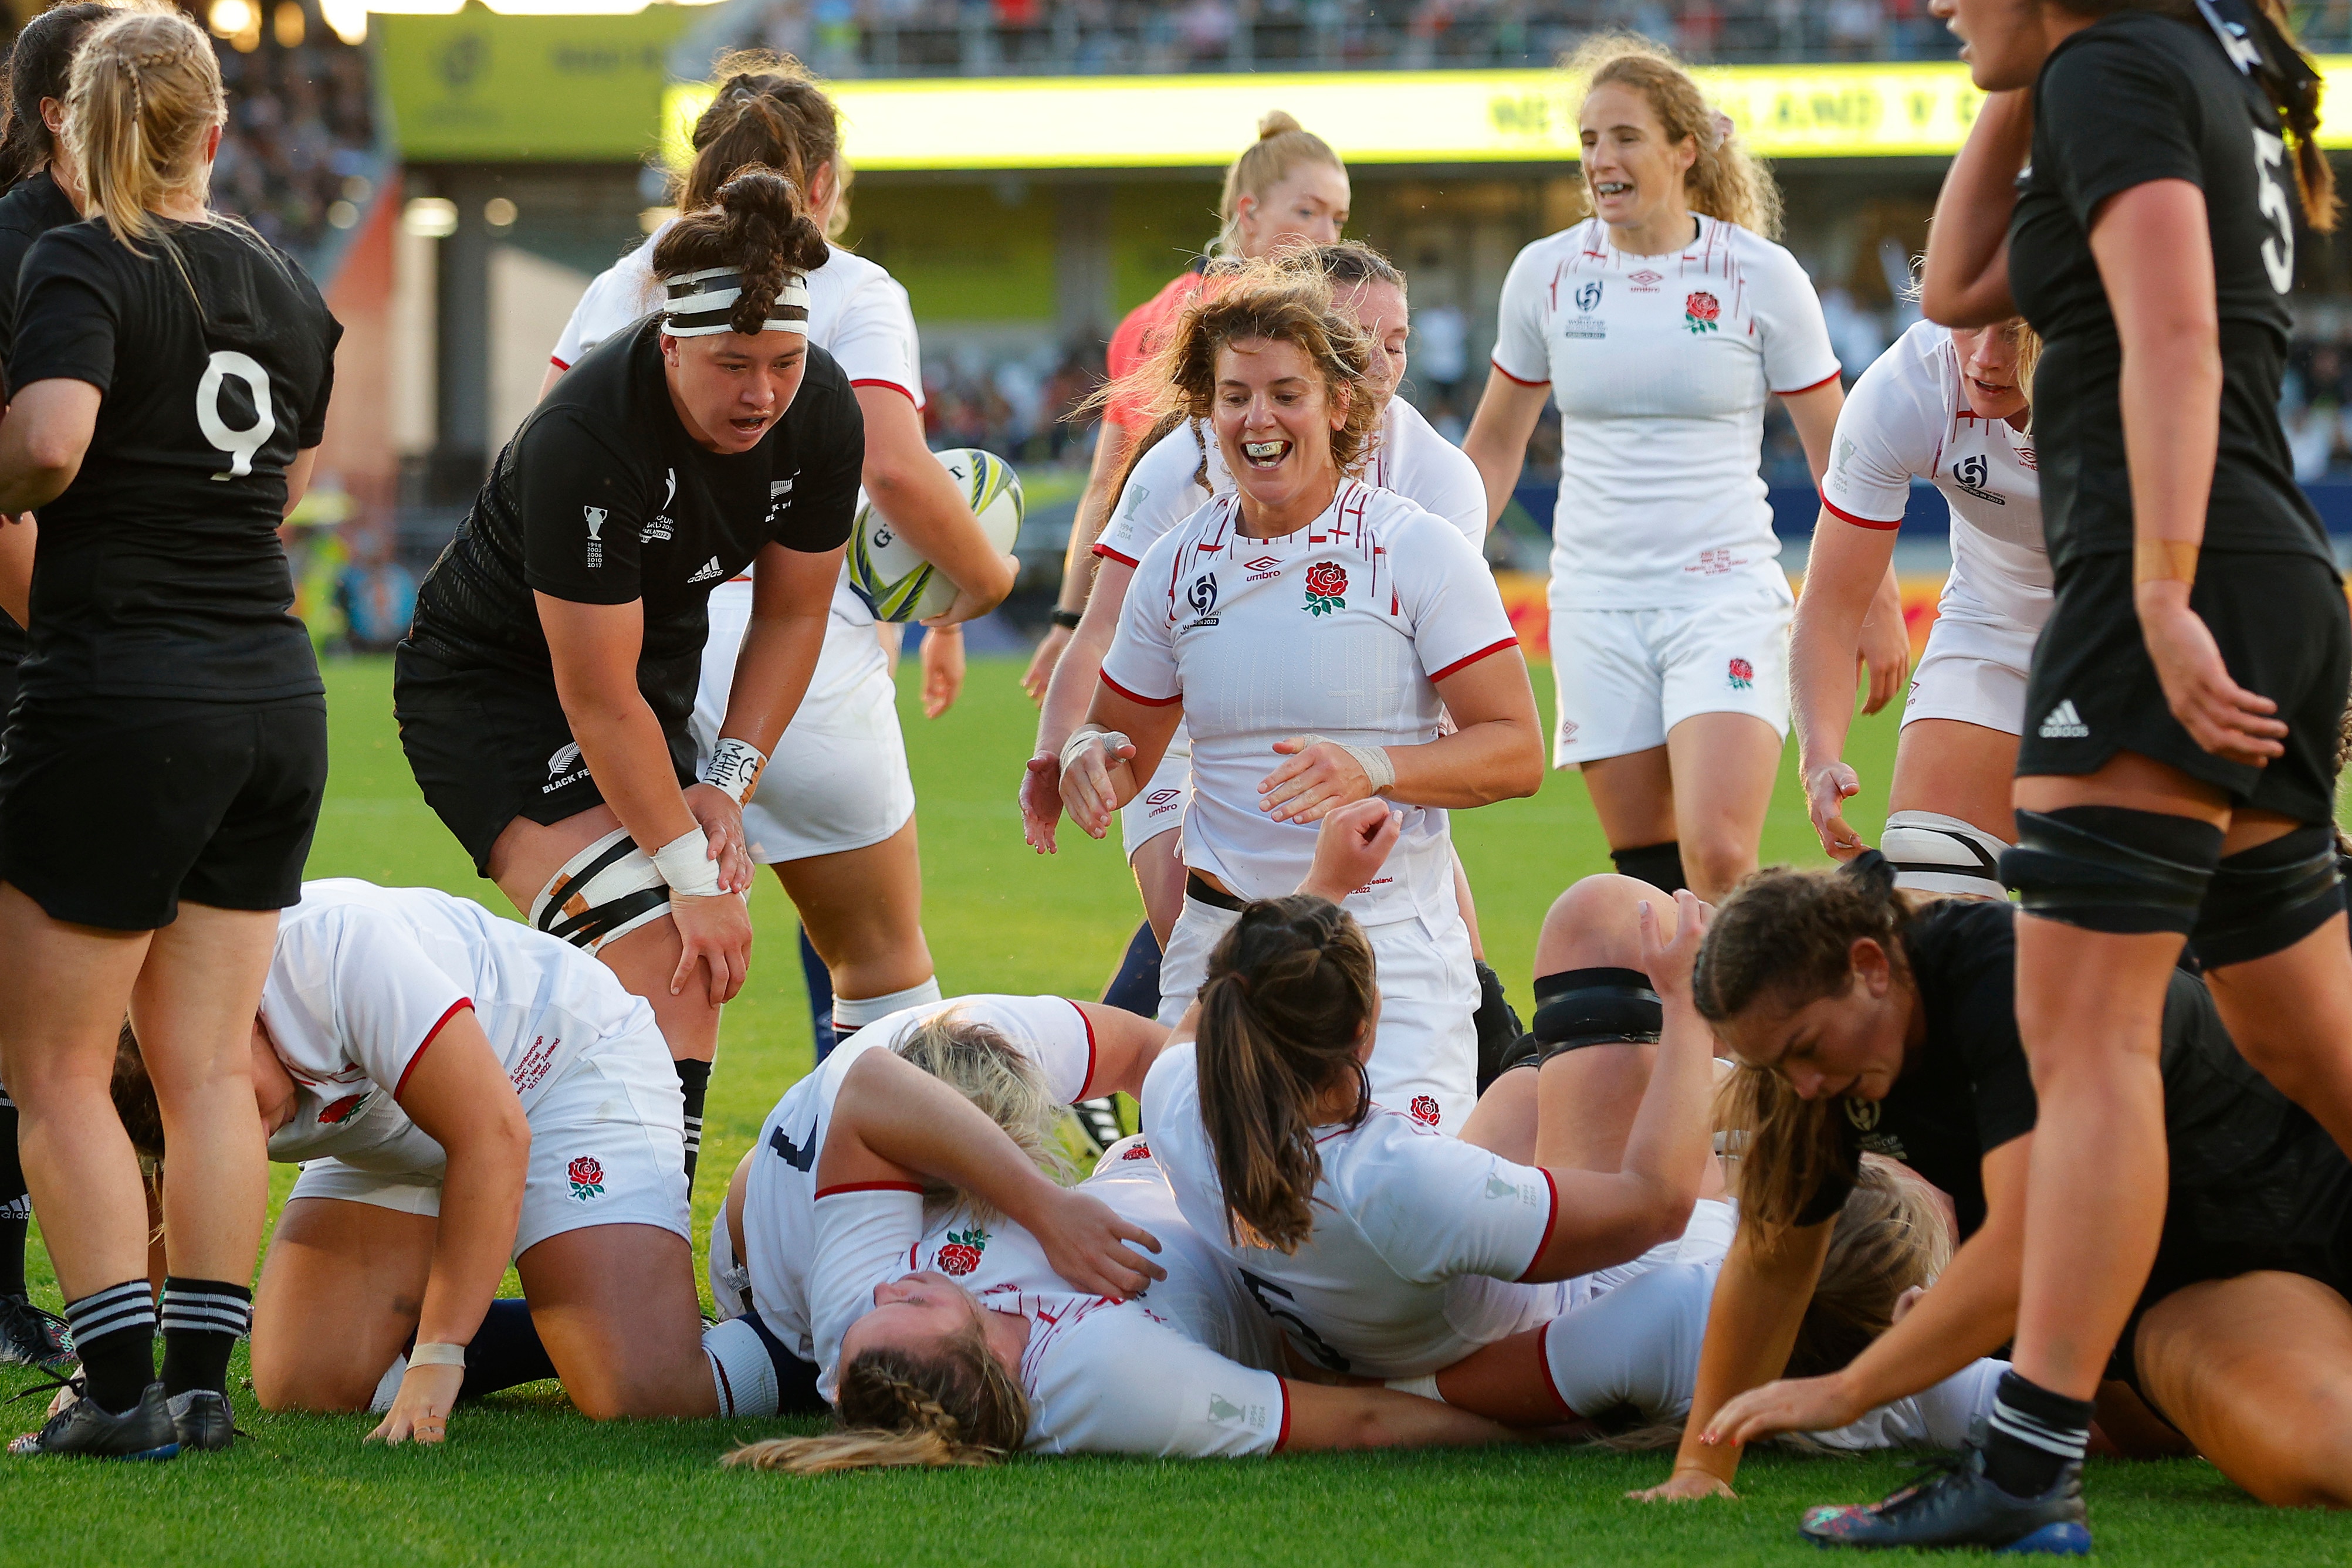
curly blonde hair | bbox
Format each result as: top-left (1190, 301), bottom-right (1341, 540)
top-left (889, 1008), bottom-right (1072, 1225)
top-left (1566, 33), bottom-right (1782, 240)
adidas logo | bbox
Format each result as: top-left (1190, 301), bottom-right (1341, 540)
top-left (686, 557), bottom-right (725, 583)
top-left (2038, 700), bottom-right (2089, 740)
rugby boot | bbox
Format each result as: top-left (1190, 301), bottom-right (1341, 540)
top-left (1798, 1440), bottom-right (2090, 1555)
top-left (166, 1389), bottom-right (236, 1452)
top-left (8, 1379), bottom-right (178, 1459)
top-left (0, 1294), bottom-right (75, 1374)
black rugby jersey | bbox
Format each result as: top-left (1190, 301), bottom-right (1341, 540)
top-left (2009, 9), bottom-right (2329, 567)
top-left (11, 218), bottom-right (340, 703)
top-left (404, 317), bottom-right (862, 734)
top-left (1796, 900), bottom-right (2352, 1285)
top-left (0, 170), bottom-right (81, 688)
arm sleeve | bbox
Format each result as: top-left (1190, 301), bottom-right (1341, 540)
top-left (1095, 424), bottom-right (1209, 566)
top-left (551, 252), bottom-right (658, 370)
top-left (1395, 513), bottom-right (1521, 683)
top-left (1819, 340), bottom-right (1941, 526)
top-left (516, 411), bottom-right (649, 605)
top-left (299, 303), bottom-right (343, 449)
top-left (952, 995), bottom-right (1095, 1104)
top-left (10, 235), bottom-right (118, 396)
top-left (1025, 1302), bottom-right (1288, 1455)
top-left (808, 1182), bottom-right (927, 1400)
top-left (774, 377), bottom-right (862, 554)
top-left (1097, 529), bottom-right (1185, 705)
top-left (827, 275), bottom-right (925, 406)
top-left (1419, 431), bottom-right (1492, 545)
top-left (1349, 1121), bottom-right (1558, 1284)
top-left (1538, 1262), bottom-right (1712, 1421)
top-left (307, 909), bottom-right (475, 1098)
top-left (1751, 242), bottom-right (1843, 396)
top-left (2040, 35), bottom-right (2202, 225)
top-left (1488, 242), bottom-right (1554, 386)
top-left (1950, 916), bottom-right (2041, 1154)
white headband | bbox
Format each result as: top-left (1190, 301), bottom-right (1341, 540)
top-left (661, 265), bottom-right (812, 337)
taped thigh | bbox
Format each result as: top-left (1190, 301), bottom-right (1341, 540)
top-left (1498, 967), bottom-right (1665, 1075)
top-left (2189, 824), bottom-right (2346, 969)
top-left (530, 828), bottom-right (671, 953)
top-left (1997, 807), bottom-right (2222, 936)
top-left (1881, 810), bottom-right (2009, 900)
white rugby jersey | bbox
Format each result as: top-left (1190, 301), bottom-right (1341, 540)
top-left (900, 1143), bottom-right (1290, 1456)
top-left (1142, 1043), bottom-right (1572, 1379)
top-left (258, 879), bottom-right (655, 1173)
top-left (1095, 398), bottom-right (1487, 569)
top-left (734, 994), bottom-right (1098, 1377)
top-left (1099, 480), bottom-right (1520, 925)
top-left (1819, 319), bottom-right (2050, 635)
top-left (1542, 1259), bottom-right (2005, 1451)
top-left (1491, 216), bottom-right (1840, 610)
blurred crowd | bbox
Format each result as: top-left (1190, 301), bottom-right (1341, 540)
top-left (922, 345), bottom-right (1105, 464)
top-left (207, 9), bottom-right (380, 268)
top-left (2280, 332), bottom-right (2352, 482)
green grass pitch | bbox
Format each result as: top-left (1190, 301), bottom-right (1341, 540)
top-left (4, 655), bottom-right (2343, 1564)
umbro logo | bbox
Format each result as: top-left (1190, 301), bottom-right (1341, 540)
top-left (687, 557), bottom-right (725, 583)
top-left (2039, 700), bottom-right (2089, 740)
top-left (1243, 557), bottom-right (1281, 573)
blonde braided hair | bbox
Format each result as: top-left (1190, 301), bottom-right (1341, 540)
top-left (65, 6), bottom-right (225, 255)
top-left (723, 1327), bottom-right (1031, 1474)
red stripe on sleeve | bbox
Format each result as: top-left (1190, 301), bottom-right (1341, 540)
top-left (1092, 543), bottom-right (1141, 567)
top-left (814, 1180), bottom-right (926, 1199)
top-left (1818, 491), bottom-right (1906, 530)
top-left (1099, 671), bottom-right (1182, 707)
top-left (1068, 1000), bottom-right (1099, 1098)
top-left (1515, 1167), bottom-right (1561, 1283)
top-left (394, 999), bottom-right (474, 1099)
top-left (1272, 1379), bottom-right (1293, 1452)
top-left (547, 355), bottom-right (570, 372)
top-left (1773, 367), bottom-right (1843, 397)
top-left (1429, 636), bottom-right (1523, 683)
top-left (849, 378), bottom-right (919, 404)
top-left (1489, 359), bottom-right (1549, 388)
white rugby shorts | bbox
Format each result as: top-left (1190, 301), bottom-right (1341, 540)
top-left (1548, 585), bottom-right (1792, 766)
top-left (1118, 727), bottom-right (1191, 862)
top-left (693, 583), bottom-right (916, 865)
top-left (287, 1026), bottom-right (689, 1256)
top-left (1158, 894), bottom-right (1477, 1135)
top-left (1900, 593), bottom-right (2035, 737)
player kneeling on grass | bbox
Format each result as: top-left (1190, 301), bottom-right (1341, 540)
top-left (111, 879), bottom-right (751, 1443)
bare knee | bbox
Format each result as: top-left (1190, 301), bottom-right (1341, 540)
top-left (1532, 875), bottom-right (1676, 976)
top-left (1679, 835), bottom-right (1755, 905)
top-left (251, 1343), bottom-right (377, 1413)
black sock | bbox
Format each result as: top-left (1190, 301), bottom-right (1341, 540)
top-left (457, 1298), bottom-right (559, 1401)
top-left (1100, 919), bottom-right (1163, 1017)
top-left (64, 1281), bottom-right (155, 1414)
top-left (1610, 840), bottom-right (1688, 895)
top-left (159, 1276), bottom-right (251, 1398)
top-left (799, 927), bottom-right (838, 1063)
top-left (742, 1311), bottom-right (825, 1415)
top-left (1472, 960), bottom-right (1525, 1098)
top-left (674, 1058), bottom-right (711, 1187)
top-left (1983, 1369), bottom-right (2093, 1497)
top-left (0, 1092), bottom-right (28, 1299)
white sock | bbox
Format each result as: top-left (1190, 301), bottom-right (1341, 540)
top-left (832, 977), bottom-right (943, 1032)
top-left (704, 1318), bottom-right (780, 1418)
top-left (1881, 810), bottom-right (2010, 900)
top-left (370, 1353), bottom-right (407, 1414)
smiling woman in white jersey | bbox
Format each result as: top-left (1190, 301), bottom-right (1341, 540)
top-left (1793, 319), bottom-right (2048, 899)
top-left (1059, 261), bottom-right (1543, 1134)
top-left (1463, 35), bottom-right (1884, 903)
top-left (544, 57), bottom-right (1012, 1058)
top-left (0, 11), bottom-right (343, 1461)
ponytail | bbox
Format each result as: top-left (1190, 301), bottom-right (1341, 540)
top-left (0, 2), bottom-right (111, 189)
top-left (722, 1331), bottom-right (1030, 1474)
top-left (651, 164), bottom-right (830, 337)
top-left (680, 50), bottom-right (850, 239)
top-left (1194, 895), bottom-right (1379, 1254)
top-left (1215, 110), bottom-right (1345, 257)
top-left (65, 6), bottom-right (224, 253)
top-left (1564, 33), bottom-right (1782, 240)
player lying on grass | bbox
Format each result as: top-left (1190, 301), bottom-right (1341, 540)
top-left (1635, 854), bottom-right (2352, 1537)
top-left (107, 879), bottom-right (749, 1445)
top-left (712, 802), bottom-right (1513, 1462)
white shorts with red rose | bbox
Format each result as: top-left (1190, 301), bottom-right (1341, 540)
top-left (1547, 585), bottom-right (1792, 766)
top-left (285, 1027), bottom-right (689, 1257)
top-left (1156, 893), bottom-right (1478, 1136)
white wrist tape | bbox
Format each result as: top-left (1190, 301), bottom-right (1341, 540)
top-left (407, 1342), bottom-right (467, 1369)
top-left (652, 828), bottom-right (724, 897)
top-left (1304, 734), bottom-right (1395, 794)
top-left (1060, 727), bottom-right (1132, 774)
top-left (702, 737), bottom-right (767, 805)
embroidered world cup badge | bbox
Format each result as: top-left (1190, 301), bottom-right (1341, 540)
top-left (1727, 657), bottom-right (1755, 690)
top-left (567, 1156), bottom-right (605, 1201)
top-left (1302, 561), bottom-right (1348, 616)
top-left (937, 1226), bottom-right (989, 1275)
top-left (1409, 1095), bottom-right (1441, 1127)
top-left (1684, 290), bottom-right (1721, 334)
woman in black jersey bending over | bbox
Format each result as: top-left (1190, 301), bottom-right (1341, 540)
top-left (396, 168), bottom-right (859, 1178)
top-left (0, 0), bottom-right (111, 1381)
top-left (1790, 0), bottom-right (2352, 1547)
top-left (0, 8), bottom-right (341, 1459)
top-left (1632, 857), bottom-right (2352, 1532)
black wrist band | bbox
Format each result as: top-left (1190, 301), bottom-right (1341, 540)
top-left (1050, 608), bottom-right (1083, 629)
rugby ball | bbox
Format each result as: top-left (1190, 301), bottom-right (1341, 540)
top-left (847, 447), bottom-right (1023, 623)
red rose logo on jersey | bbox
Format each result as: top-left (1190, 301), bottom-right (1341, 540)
top-left (567, 1156), bottom-right (605, 1201)
top-left (1303, 561), bottom-right (1348, 616)
top-left (1120, 1139), bottom-right (1153, 1160)
top-left (1409, 1095), bottom-right (1441, 1127)
top-left (937, 1227), bottom-right (989, 1275)
top-left (1684, 291), bottom-right (1721, 334)
top-left (1727, 658), bottom-right (1755, 690)
top-left (317, 1093), bottom-right (368, 1125)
